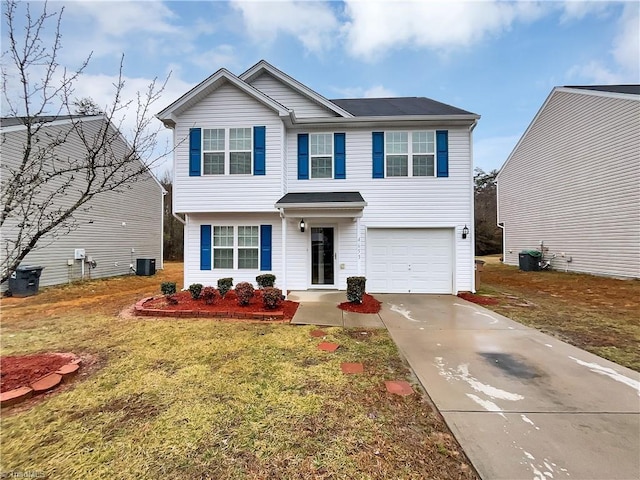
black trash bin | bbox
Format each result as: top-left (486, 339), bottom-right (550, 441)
top-left (518, 250), bottom-right (542, 271)
top-left (136, 258), bottom-right (156, 276)
top-left (8, 265), bottom-right (45, 297)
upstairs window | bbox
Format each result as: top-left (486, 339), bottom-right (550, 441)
top-left (203, 129), bottom-right (225, 175)
top-left (202, 128), bottom-right (253, 175)
top-left (310, 133), bottom-right (333, 178)
top-left (385, 131), bottom-right (435, 177)
top-left (230, 128), bottom-right (252, 174)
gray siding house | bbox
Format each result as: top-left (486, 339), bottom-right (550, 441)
top-left (497, 85), bottom-right (640, 278)
top-left (1, 116), bottom-right (165, 289)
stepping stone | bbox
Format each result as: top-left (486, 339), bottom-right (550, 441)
top-left (317, 342), bottom-right (339, 352)
top-left (56, 363), bottom-right (80, 381)
top-left (341, 362), bottom-right (364, 374)
top-left (1, 387), bottom-right (33, 407)
top-left (310, 329), bottom-right (327, 338)
top-left (385, 380), bottom-right (414, 396)
top-left (30, 373), bottom-right (62, 394)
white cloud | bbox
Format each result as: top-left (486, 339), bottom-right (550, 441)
top-left (230, 0), bottom-right (339, 53)
top-left (332, 84), bottom-right (397, 98)
top-left (342, 0), bottom-right (545, 61)
top-left (189, 45), bottom-right (240, 72)
top-left (559, 0), bottom-right (610, 22)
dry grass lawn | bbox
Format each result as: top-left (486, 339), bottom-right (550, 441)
top-left (1, 263), bottom-right (477, 479)
top-left (477, 256), bottom-right (640, 371)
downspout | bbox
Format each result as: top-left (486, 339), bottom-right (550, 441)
top-left (469, 119), bottom-right (478, 293)
top-left (279, 208), bottom-right (287, 299)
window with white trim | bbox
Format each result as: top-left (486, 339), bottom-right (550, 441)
top-left (202, 128), bottom-right (253, 175)
top-left (310, 133), bottom-right (333, 178)
top-left (212, 225), bottom-right (260, 269)
top-left (385, 131), bottom-right (435, 177)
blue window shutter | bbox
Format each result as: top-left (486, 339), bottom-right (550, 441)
top-left (297, 134), bottom-right (309, 180)
top-left (200, 225), bottom-right (211, 270)
top-left (253, 126), bottom-right (266, 175)
top-left (334, 133), bottom-right (346, 179)
top-left (260, 225), bottom-right (272, 271)
top-left (436, 130), bottom-right (449, 178)
top-left (189, 128), bottom-right (201, 176)
top-left (372, 132), bottom-right (384, 178)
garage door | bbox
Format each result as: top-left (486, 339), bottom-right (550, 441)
top-left (367, 228), bottom-right (453, 293)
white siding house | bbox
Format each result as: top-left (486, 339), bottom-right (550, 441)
top-left (497, 85), bottom-right (640, 279)
top-left (158, 60), bottom-right (480, 294)
top-left (0, 116), bottom-right (165, 290)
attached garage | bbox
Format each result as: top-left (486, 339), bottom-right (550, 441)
top-left (366, 228), bottom-right (454, 293)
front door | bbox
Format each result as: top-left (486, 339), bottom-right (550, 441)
top-left (311, 227), bottom-right (335, 286)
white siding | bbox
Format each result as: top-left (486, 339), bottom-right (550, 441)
top-left (1, 119), bottom-right (164, 289)
top-left (249, 73), bottom-right (338, 118)
top-left (286, 126), bottom-right (475, 292)
top-left (184, 212), bottom-right (281, 289)
top-left (173, 82), bottom-right (285, 213)
top-left (498, 90), bottom-right (640, 278)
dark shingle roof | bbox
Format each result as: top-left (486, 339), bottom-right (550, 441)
top-left (329, 97), bottom-right (476, 117)
top-left (276, 192), bottom-right (365, 205)
top-left (564, 85), bottom-right (640, 95)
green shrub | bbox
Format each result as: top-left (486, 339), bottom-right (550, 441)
top-left (256, 274), bottom-right (276, 288)
top-left (346, 276), bottom-right (366, 304)
top-left (161, 282), bottom-right (177, 296)
top-left (217, 278), bottom-right (233, 298)
top-left (235, 282), bottom-right (255, 306)
top-left (201, 286), bottom-right (217, 305)
top-left (262, 287), bottom-right (282, 309)
top-left (188, 283), bottom-right (203, 300)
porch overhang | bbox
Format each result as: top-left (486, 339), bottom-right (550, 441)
top-left (275, 192), bottom-right (367, 218)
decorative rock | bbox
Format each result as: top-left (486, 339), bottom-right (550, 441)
top-left (318, 342), bottom-right (339, 352)
top-left (385, 380), bottom-right (414, 396)
top-left (1, 387), bottom-right (33, 407)
top-left (56, 363), bottom-right (80, 381)
top-left (30, 373), bottom-right (63, 394)
top-left (341, 362), bottom-right (364, 374)
top-left (310, 330), bottom-right (327, 338)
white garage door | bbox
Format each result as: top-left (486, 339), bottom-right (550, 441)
top-left (367, 228), bottom-right (453, 293)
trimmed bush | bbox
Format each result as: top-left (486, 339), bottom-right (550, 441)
top-left (256, 274), bottom-right (276, 288)
top-left (188, 283), bottom-right (203, 300)
top-left (346, 276), bottom-right (366, 304)
top-left (217, 278), bottom-right (233, 298)
top-left (166, 294), bottom-right (179, 305)
top-left (262, 287), bottom-right (282, 310)
top-left (201, 286), bottom-right (217, 305)
top-left (235, 282), bottom-right (255, 306)
top-left (161, 282), bottom-right (177, 296)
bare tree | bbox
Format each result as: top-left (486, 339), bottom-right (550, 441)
top-left (0, 0), bottom-right (170, 285)
top-left (72, 97), bottom-right (103, 115)
top-left (474, 168), bottom-right (502, 255)
top-left (159, 171), bottom-right (184, 261)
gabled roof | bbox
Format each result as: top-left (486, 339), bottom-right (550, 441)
top-left (239, 60), bottom-right (353, 118)
top-left (564, 85), bottom-right (640, 96)
top-left (156, 67), bottom-right (290, 128)
top-left (0, 114), bottom-right (103, 129)
top-left (330, 97), bottom-right (476, 117)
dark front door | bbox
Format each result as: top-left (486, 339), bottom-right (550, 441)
top-left (311, 227), bottom-right (335, 286)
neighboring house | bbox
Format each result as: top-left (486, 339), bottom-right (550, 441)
top-left (497, 85), bottom-right (640, 278)
top-left (157, 60), bottom-right (479, 294)
top-left (1, 115), bottom-right (165, 289)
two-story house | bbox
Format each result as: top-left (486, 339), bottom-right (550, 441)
top-left (157, 60), bottom-right (479, 295)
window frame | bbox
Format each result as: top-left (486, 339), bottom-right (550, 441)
top-left (384, 130), bottom-right (436, 178)
top-left (211, 225), bottom-right (260, 270)
top-left (202, 127), bottom-right (253, 176)
top-left (309, 132), bottom-right (334, 179)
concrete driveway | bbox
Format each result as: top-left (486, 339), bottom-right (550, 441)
top-left (376, 294), bottom-right (640, 480)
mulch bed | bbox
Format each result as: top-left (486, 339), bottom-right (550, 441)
top-left (1, 353), bottom-right (76, 393)
top-left (141, 289), bottom-right (299, 320)
top-left (457, 292), bottom-right (500, 305)
top-left (338, 294), bottom-right (381, 313)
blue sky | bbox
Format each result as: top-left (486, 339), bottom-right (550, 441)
top-left (3, 1), bottom-right (639, 175)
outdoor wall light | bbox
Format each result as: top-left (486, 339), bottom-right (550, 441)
top-left (299, 219), bottom-right (306, 233)
top-left (462, 225), bottom-right (469, 239)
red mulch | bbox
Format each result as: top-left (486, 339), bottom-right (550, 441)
top-left (457, 292), bottom-right (500, 305)
top-left (144, 289), bottom-right (299, 320)
top-left (338, 294), bottom-right (381, 314)
top-left (1, 353), bottom-right (75, 393)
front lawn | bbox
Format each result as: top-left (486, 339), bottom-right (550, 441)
top-left (0, 263), bottom-right (476, 479)
top-left (477, 256), bottom-right (640, 371)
